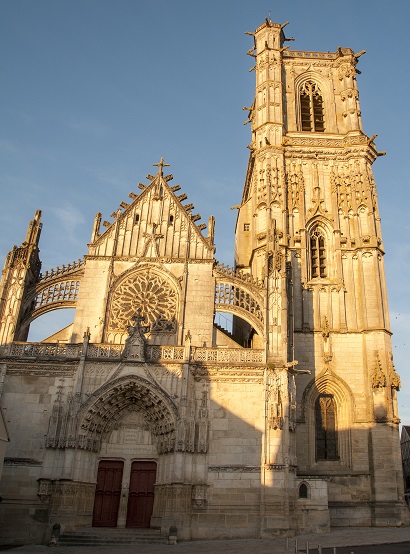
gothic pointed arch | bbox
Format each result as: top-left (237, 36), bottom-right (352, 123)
top-left (77, 375), bottom-right (178, 454)
top-left (306, 217), bottom-right (333, 281)
top-left (301, 372), bottom-right (354, 468)
top-left (105, 264), bottom-right (181, 344)
top-left (294, 71), bottom-right (332, 133)
top-left (306, 215), bottom-right (333, 238)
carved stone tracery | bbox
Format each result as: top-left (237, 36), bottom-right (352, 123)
top-left (107, 269), bottom-right (178, 338)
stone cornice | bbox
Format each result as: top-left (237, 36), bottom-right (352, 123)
top-left (191, 366), bottom-right (264, 383)
top-left (3, 362), bottom-right (77, 376)
top-left (208, 465), bottom-right (261, 473)
top-left (283, 48), bottom-right (353, 60)
top-left (4, 457), bottom-right (42, 466)
top-left (84, 255), bottom-right (214, 264)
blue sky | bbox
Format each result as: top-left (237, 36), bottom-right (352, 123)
top-left (1, 0), bottom-right (410, 421)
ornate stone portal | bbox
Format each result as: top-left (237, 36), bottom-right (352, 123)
top-left (0, 18), bottom-right (408, 546)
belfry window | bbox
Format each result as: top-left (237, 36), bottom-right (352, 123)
top-left (300, 81), bottom-right (325, 132)
top-left (310, 229), bottom-right (327, 279)
top-left (315, 394), bottom-right (338, 461)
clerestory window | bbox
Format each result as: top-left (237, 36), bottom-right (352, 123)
top-left (310, 229), bottom-right (327, 279)
top-left (300, 81), bottom-right (325, 132)
top-left (315, 394), bottom-right (338, 461)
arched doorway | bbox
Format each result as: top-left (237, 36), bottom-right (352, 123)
top-left (77, 375), bottom-right (178, 528)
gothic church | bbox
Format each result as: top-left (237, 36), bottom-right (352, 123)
top-left (0, 19), bottom-right (407, 545)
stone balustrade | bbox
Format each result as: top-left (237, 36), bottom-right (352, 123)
top-left (0, 342), bottom-right (265, 364)
top-left (191, 347), bottom-right (264, 363)
top-left (3, 342), bottom-right (83, 358)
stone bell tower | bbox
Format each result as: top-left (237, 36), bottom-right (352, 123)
top-left (235, 18), bottom-right (407, 527)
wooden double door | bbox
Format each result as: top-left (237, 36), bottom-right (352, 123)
top-left (92, 460), bottom-right (157, 528)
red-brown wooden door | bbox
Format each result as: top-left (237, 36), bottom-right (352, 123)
top-left (92, 460), bottom-right (124, 527)
top-left (126, 461), bottom-right (157, 528)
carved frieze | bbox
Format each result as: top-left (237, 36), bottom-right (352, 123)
top-left (283, 134), bottom-right (368, 148)
top-left (191, 366), bottom-right (264, 383)
top-left (4, 363), bottom-right (76, 376)
top-left (208, 465), bottom-right (261, 473)
top-left (4, 457), bottom-right (41, 465)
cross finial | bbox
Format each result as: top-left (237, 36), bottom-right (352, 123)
top-left (153, 157), bottom-right (170, 176)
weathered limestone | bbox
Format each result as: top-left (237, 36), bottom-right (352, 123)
top-left (0, 19), bottom-right (407, 546)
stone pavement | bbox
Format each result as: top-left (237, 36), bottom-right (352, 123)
top-left (5, 527), bottom-right (410, 554)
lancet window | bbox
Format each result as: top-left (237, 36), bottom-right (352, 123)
top-left (300, 81), bottom-right (325, 132)
top-left (299, 483), bottom-right (309, 498)
top-left (315, 394), bottom-right (338, 461)
top-left (310, 229), bottom-right (327, 279)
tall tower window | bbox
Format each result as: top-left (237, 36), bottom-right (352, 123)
top-left (310, 229), bottom-right (327, 278)
top-left (300, 81), bottom-right (325, 132)
top-left (315, 394), bottom-right (338, 461)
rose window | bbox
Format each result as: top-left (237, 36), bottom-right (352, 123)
top-left (109, 270), bottom-right (178, 333)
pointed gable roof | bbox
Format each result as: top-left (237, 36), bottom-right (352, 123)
top-left (88, 159), bottom-right (215, 261)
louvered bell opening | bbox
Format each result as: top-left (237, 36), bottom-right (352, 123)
top-left (301, 92), bottom-right (312, 131)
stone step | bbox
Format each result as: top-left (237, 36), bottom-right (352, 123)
top-left (64, 528), bottom-right (163, 535)
top-left (58, 528), bottom-right (167, 546)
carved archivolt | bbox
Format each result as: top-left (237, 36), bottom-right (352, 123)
top-left (300, 372), bottom-right (354, 424)
top-left (107, 268), bottom-right (179, 338)
top-left (300, 373), bottom-right (353, 469)
top-left (76, 375), bottom-right (178, 453)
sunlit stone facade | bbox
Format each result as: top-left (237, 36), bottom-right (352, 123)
top-left (0, 19), bottom-right (407, 545)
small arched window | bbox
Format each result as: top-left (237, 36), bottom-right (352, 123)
top-left (300, 81), bottom-right (325, 132)
top-left (315, 394), bottom-right (338, 461)
top-left (310, 229), bottom-right (327, 279)
top-left (299, 483), bottom-right (308, 499)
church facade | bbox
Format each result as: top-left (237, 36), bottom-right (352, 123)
top-left (0, 19), bottom-right (407, 545)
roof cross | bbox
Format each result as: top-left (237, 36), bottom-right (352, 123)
top-left (153, 157), bottom-right (170, 177)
